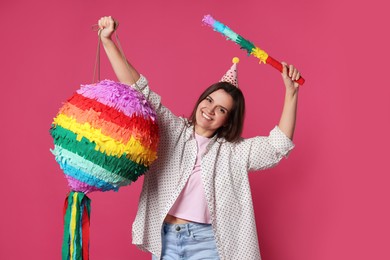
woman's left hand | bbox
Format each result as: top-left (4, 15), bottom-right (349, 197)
top-left (281, 62), bottom-right (300, 94)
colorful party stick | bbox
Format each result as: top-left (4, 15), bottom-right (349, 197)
top-left (202, 14), bottom-right (305, 85)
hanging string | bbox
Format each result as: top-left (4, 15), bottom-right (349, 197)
top-left (93, 29), bottom-right (101, 83)
top-left (92, 22), bottom-right (141, 91)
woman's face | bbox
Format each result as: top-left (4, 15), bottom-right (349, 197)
top-left (194, 89), bottom-right (234, 137)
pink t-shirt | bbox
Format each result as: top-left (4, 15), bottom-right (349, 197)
top-left (168, 132), bottom-right (212, 224)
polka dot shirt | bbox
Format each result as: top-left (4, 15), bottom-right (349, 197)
top-left (131, 75), bottom-right (295, 260)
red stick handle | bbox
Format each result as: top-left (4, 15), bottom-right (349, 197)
top-left (266, 56), bottom-right (305, 85)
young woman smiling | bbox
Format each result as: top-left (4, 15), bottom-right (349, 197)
top-left (98, 16), bottom-right (301, 260)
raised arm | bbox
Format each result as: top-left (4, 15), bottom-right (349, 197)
top-left (277, 62), bottom-right (300, 140)
top-left (98, 16), bottom-right (140, 85)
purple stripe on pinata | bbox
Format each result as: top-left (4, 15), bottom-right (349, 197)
top-left (77, 80), bottom-right (156, 121)
top-left (65, 175), bottom-right (102, 194)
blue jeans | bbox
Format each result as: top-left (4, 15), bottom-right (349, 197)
top-left (152, 222), bottom-right (220, 260)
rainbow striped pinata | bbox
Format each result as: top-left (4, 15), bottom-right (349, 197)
top-left (50, 79), bottom-right (159, 260)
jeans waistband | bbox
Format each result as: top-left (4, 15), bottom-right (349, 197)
top-left (163, 222), bottom-right (212, 234)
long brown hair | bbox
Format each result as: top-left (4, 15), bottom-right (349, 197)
top-left (189, 82), bottom-right (245, 142)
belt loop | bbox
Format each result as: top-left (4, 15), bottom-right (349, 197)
top-left (163, 222), bottom-right (168, 235)
top-left (186, 223), bottom-right (191, 236)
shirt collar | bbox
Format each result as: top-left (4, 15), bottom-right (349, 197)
top-left (184, 124), bottom-right (225, 145)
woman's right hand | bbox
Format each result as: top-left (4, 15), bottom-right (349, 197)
top-left (98, 16), bottom-right (117, 39)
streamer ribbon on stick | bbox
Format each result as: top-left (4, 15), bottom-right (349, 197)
top-left (202, 14), bottom-right (305, 85)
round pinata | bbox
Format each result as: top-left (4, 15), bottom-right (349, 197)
top-left (50, 79), bottom-right (159, 260)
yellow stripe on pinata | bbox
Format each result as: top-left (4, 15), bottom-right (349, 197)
top-left (53, 114), bottom-right (157, 166)
top-left (69, 192), bottom-right (78, 260)
top-left (251, 47), bottom-right (269, 64)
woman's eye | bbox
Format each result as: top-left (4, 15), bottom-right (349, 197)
top-left (219, 108), bottom-right (226, 114)
top-left (206, 97), bottom-right (212, 102)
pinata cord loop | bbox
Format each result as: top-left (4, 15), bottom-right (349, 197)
top-left (93, 26), bottom-right (142, 91)
top-left (93, 30), bottom-right (102, 83)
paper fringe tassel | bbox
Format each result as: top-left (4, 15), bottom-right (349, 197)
top-left (62, 191), bottom-right (91, 260)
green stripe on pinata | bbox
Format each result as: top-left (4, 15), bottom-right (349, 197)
top-left (50, 125), bottom-right (148, 181)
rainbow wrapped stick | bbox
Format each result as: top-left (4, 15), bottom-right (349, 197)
top-left (202, 14), bottom-right (305, 85)
top-left (50, 80), bottom-right (159, 260)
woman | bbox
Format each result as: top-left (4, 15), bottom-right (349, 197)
top-left (98, 16), bottom-right (300, 260)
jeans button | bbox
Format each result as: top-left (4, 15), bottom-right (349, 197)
top-left (175, 226), bottom-right (181, 231)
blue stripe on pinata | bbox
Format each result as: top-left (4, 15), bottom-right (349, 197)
top-left (56, 157), bottom-right (118, 192)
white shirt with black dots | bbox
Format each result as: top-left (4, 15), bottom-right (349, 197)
top-left (131, 75), bottom-right (295, 260)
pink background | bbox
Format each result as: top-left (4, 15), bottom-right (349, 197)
top-left (1, 0), bottom-right (389, 259)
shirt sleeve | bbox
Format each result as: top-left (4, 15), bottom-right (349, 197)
top-left (235, 126), bottom-right (295, 172)
top-left (130, 74), bottom-right (161, 112)
top-left (130, 74), bottom-right (187, 136)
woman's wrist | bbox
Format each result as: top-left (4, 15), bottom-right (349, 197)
top-left (285, 87), bottom-right (299, 99)
top-left (100, 35), bottom-right (113, 44)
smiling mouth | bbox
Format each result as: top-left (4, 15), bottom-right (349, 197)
top-left (202, 112), bottom-right (212, 120)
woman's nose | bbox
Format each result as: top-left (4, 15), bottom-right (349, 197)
top-left (206, 105), bottom-right (216, 114)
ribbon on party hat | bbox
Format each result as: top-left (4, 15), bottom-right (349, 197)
top-left (202, 14), bottom-right (305, 85)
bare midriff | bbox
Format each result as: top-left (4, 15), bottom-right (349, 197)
top-left (164, 214), bottom-right (191, 224)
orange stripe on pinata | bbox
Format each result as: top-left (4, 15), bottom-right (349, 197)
top-left (58, 102), bottom-right (158, 151)
top-left (53, 113), bottom-right (157, 166)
